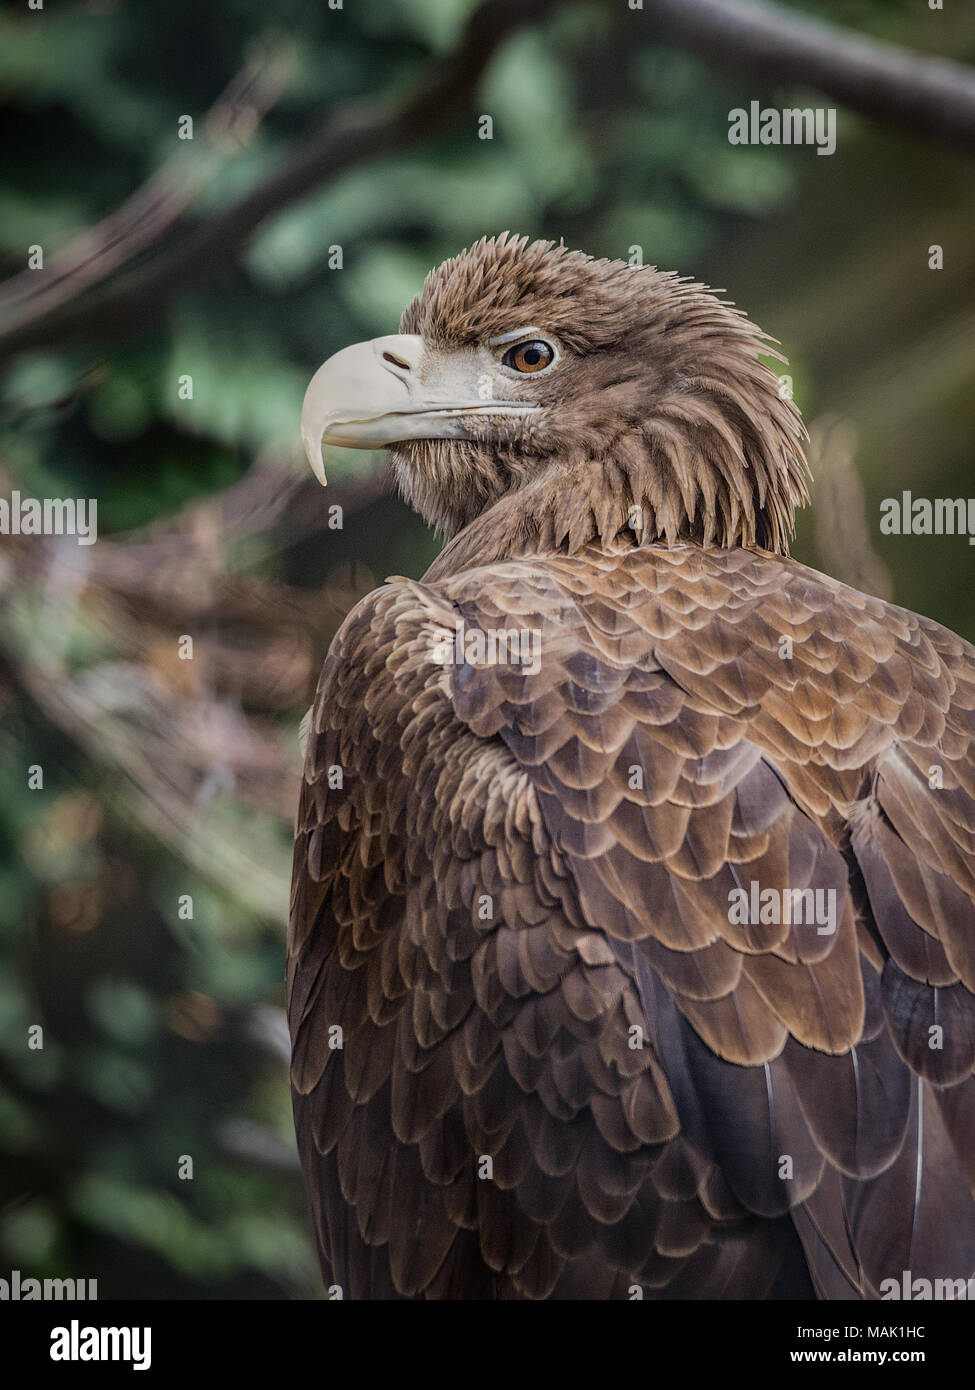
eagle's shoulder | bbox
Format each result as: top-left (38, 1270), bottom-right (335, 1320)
top-left (434, 540), bottom-right (975, 808)
top-left (290, 543), bottom-right (975, 1299)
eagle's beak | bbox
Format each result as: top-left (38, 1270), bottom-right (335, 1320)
top-left (300, 333), bottom-right (537, 485)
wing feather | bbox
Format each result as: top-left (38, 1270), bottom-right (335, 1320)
top-left (288, 543), bottom-right (975, 1297)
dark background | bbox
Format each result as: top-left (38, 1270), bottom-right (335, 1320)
top-left (0, 0), bottom-right (973, 1298)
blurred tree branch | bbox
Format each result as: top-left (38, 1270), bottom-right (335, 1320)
top-left (641, 0), bottom-right (975, 149)
top-left (2, 0), bottom-right (973, 361)
top-left (0, 0), bottom-right (563, 360)
top-left (808, 414), bottom-right (893, 602)
top-left (0, 46), bottom-right (294, 349)
top-left (0, 451), bottom-right (389, 921)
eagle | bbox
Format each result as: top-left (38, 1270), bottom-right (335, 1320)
top-left (289, 233), bottom-right (975, 1300)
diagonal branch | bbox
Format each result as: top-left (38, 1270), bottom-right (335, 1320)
top-left (640, 0), bottom-right (975, 148)
top-left (0, 48), bottom-right (293, 340)
top-left (1, 0), bottom-right (973, 362)
top-left (0, 0), bottom-right (562, 360)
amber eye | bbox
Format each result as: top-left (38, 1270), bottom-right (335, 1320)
top-left (502, 339), bottom-right (555, 374)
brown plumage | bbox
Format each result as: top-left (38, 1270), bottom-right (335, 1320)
top-left (289, 234), bottom-right (975, 1299)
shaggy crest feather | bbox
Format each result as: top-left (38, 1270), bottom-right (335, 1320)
top-left (395, 233), bottom-right (809, 574)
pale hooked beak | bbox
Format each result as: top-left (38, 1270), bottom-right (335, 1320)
top-left (300, 333), bottom-right (539, 485)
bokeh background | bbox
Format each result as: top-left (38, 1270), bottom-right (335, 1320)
top-left (0, 0), bottom-right (973, 1298)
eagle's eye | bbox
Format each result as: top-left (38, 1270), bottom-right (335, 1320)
top-left (502, 339), bottom-right (555, 374)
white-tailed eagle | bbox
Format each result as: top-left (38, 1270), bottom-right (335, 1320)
top-left (289, 234), bottom-right (975, 1300)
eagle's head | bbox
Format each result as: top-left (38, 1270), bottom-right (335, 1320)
top-left (301, 233), bottom-right (809, 569)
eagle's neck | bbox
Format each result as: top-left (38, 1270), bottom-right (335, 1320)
top-left (421, 420), bottom-right (808, 583)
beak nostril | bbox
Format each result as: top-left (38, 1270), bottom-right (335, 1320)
top-left (383, 351), bottom-right (411, 370)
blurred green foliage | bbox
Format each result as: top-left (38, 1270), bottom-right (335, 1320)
top-left (0, 0), bottom-right (973, 1298)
